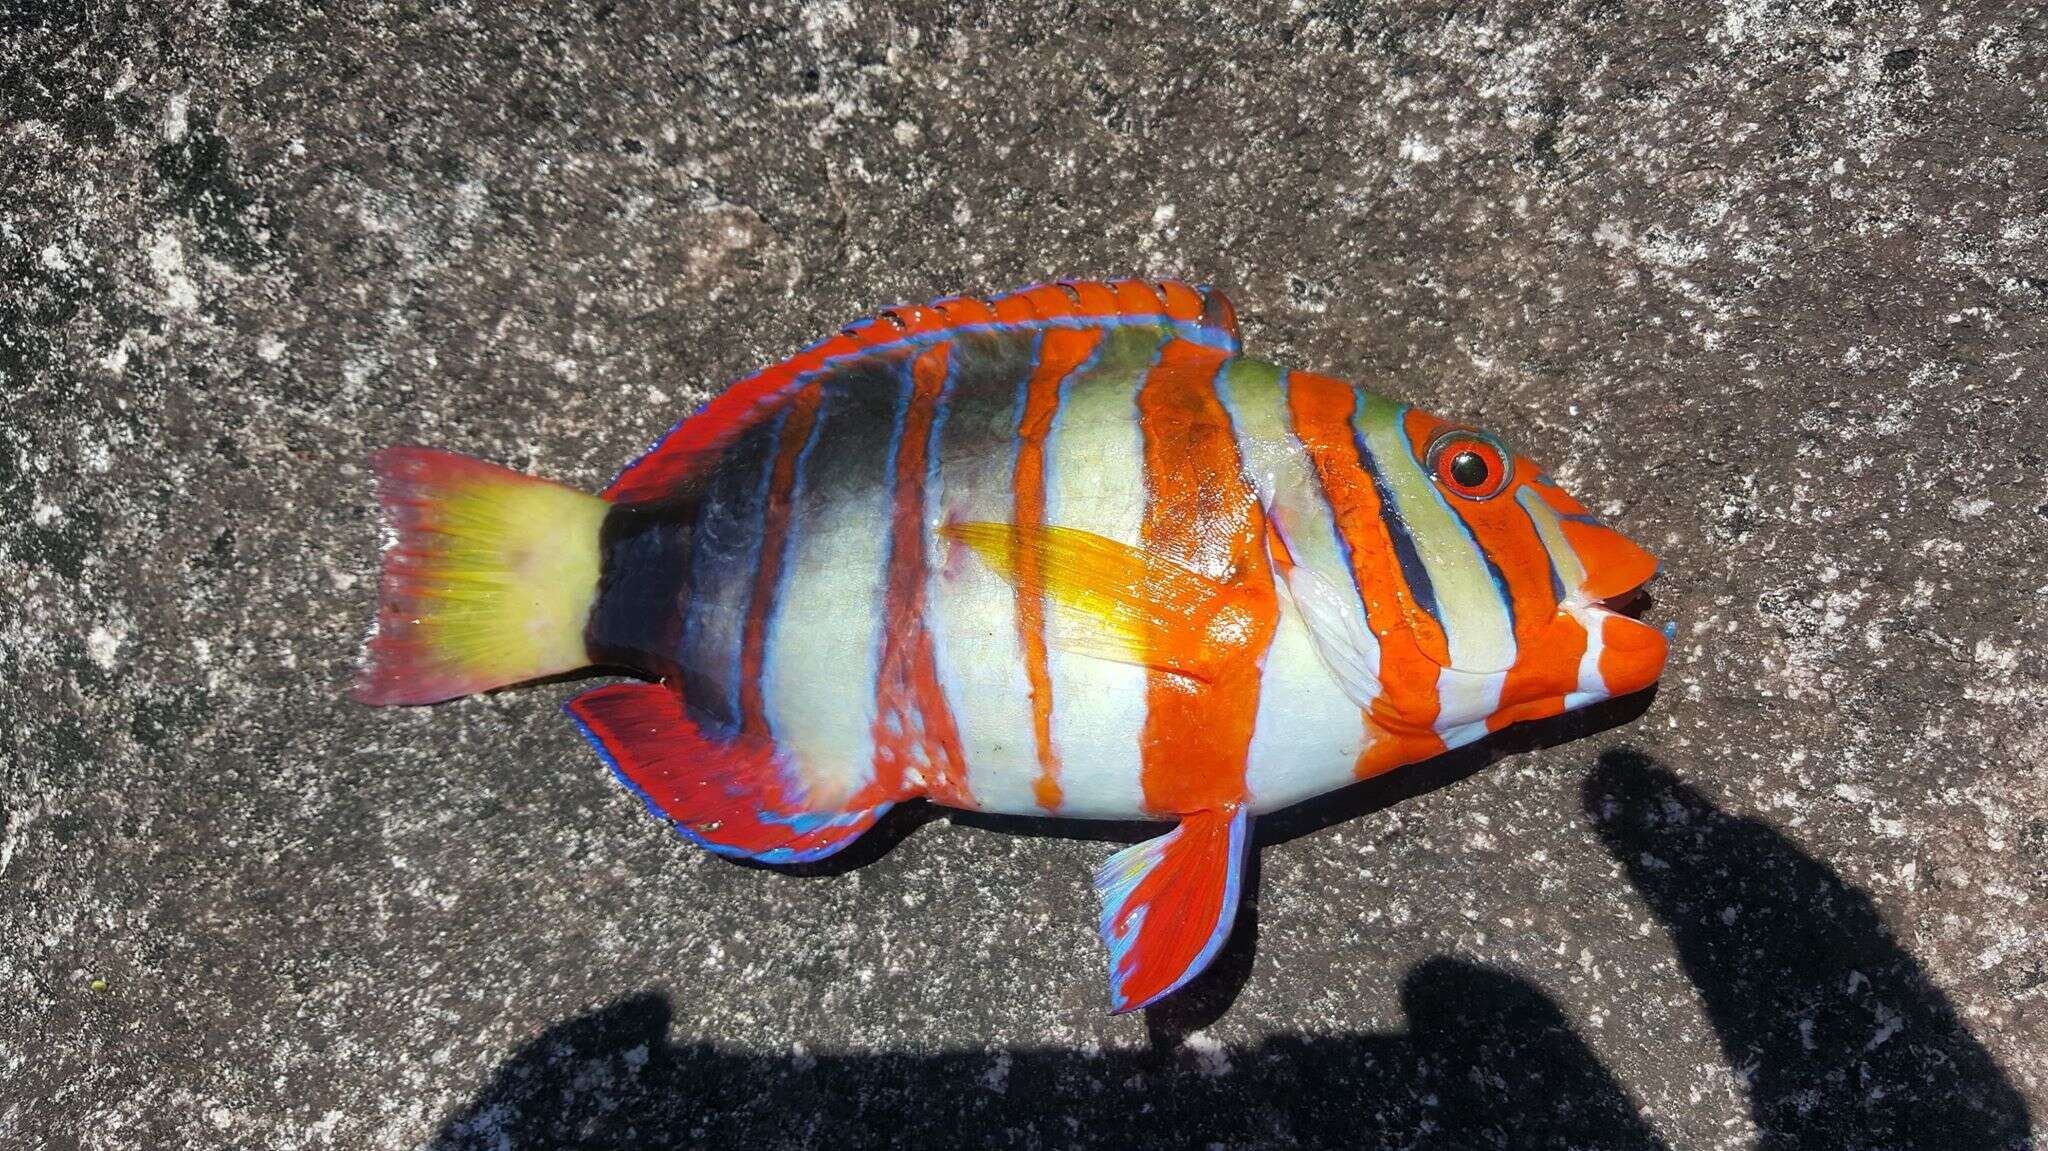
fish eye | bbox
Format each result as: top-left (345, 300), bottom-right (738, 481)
top-left (1424, 428), bottom-right (1513, 500)
top-left (1449, 451), bottom-right (1489, 487)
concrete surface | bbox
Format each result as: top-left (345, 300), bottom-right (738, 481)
top-left (3, 1), bottom-right (2045, 1147)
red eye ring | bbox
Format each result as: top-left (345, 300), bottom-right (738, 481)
top-left (1424, 428), bottom-right (1514, 501)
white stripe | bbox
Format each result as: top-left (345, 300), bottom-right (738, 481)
top-left (1565, 614), bottom-right (1608, 710)
top-left (1517, 487), bottom-right (1608, 709)
top-left (1039, 335), bottom-right (1154, 818)
top-left (1353, 397), bottom-right (1517, 715)
top-left (1245, 592), bottom-right (1371, 812)
top-left (925, 400), bottom-right (1044, 815)
top-left (1436, 666), bottom-right (1508, 732)
top-left (763, 396), bottom-right (892, 807)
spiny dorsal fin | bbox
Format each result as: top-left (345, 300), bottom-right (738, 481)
top-left (603, 280), bottom-right (1241, 503)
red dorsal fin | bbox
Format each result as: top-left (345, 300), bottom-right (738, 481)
top-left (602, 280), bottom-right (1241, 502)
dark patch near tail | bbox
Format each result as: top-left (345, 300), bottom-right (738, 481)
top-left (585, 492), bottom-right (698, 686)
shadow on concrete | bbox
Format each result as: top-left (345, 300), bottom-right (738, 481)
top-left (430, 958), bottom-right (1668, 1150)
top-left (1584, 749), bottom-right (2032, 1150)
top-left (432, 747), bottom-right (2033, 1149)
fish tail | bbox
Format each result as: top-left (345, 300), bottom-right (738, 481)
top-left (355, 447), bottom-right (610, 706)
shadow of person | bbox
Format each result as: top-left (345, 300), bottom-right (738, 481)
top-left (431, 959), bottom-right (1668, 1150)
top-left (1584, 749), bottom-right (2032, 1150)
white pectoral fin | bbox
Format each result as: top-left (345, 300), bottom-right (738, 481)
top-left (1278, 560), bottom-right (1384, 711)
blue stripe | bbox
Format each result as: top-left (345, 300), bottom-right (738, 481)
top-left (677, 415), bottom-right (780, 734)
top-left (755, 383), bottom-right (833, 742)
top-left (924, 349), bottom-right (958, 526)
top-left (1355, 419), bottom-right (1443, 631)
top-left (1039, 326), bottom-right (1118, 527)
top-left (1482, 551), bottom-right (1520, 638)
top-left (920, 347), bottom-right (960, 697)
top-left (870, 354), bottom-right (922, 679)
top-left (1516, 489), bottom-right (1571, 603)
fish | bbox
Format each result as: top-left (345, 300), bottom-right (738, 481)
top-left (357, 279), bottom-right (1669, 1013)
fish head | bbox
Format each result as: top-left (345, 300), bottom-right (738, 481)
top-left (1370, 405), bottom-right (1668, 727)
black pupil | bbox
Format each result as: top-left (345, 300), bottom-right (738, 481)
top-left (1449, 450), bottom-right (1491, 488)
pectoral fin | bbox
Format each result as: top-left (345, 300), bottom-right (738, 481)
top-left (1275, 557), bottom-right (1385, 710)
top-left (942, 521), bottom-right (1251, 681)
top-left (1093, 805), bottom-right (1252, 1013)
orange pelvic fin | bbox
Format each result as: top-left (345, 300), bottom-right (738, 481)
top-left (1094, 804), bottom-right (1252, 1013)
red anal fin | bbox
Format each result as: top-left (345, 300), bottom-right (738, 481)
top-left (1094, 805), bottom-right (1252, 1014)
top-left (564, 683), bottom-right (889, 865)
top-left (603, 280), bottom-right (1241, 502)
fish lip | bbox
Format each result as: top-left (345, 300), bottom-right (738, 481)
top-left (1565, 575), bottom-right (1661, 628)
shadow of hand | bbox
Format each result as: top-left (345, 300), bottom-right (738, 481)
top-left (1584, 749), bottom-right (2031, 1150)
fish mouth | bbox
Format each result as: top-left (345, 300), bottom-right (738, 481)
top-left (1572, 579), bottom-right (1669, 637)
top-left (1598, 585), bottom-right (1656, 624)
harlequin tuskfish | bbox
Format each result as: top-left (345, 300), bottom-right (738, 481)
top-left (358, 280), bottom-right (1668, 1012)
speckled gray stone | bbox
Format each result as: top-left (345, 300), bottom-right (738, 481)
top-left (3, 2), bottom-right (2044, 1148)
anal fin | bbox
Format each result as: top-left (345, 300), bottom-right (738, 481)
top-left (1094, 805), bottom-right (1252, 1013)
top-left (565, 683), bottom-right (890, 865)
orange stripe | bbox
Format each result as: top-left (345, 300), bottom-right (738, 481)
top-left (1283, 372), bottom-right (1446, 777)
top-left (1493, 614), bottom-right (1587, 730)
top-left (865, 343), bottom-right (972, 807)
top-left (1012, 327), bottom-right (1104, 812)
top-left (1135, 341), bottom-right (1278, 815)
top-left (738, 382), bottom-right (822, 738)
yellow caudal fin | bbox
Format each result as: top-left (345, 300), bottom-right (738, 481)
top-left (941, 521), bottom-right (1252, 682)
top-left (356, 447), bottom-right (609, 705)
